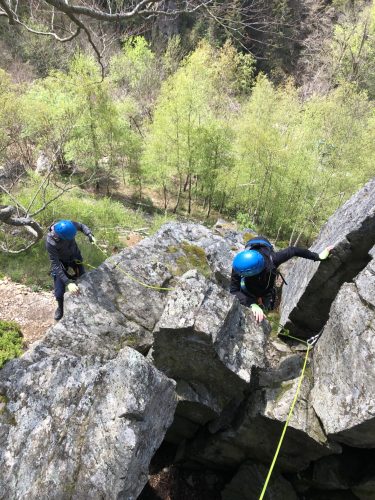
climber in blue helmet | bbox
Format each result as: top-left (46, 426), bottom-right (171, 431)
top-left (230, 235), bottom-right (334, 323)
top-left (45, 220), bottom-right (96, 320)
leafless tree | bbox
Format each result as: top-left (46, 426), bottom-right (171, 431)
top-left (0, 1), bottom-right (301, 70)
top-left (0, 1), bottom-right (214, 74)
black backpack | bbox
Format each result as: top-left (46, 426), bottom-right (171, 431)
top-left (244, 236), bottom-right (287, 285)
top-left (245, 236), bottom-right (274, 271)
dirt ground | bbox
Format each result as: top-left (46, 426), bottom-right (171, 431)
top-left (0, 277), bottom-right (56, 347)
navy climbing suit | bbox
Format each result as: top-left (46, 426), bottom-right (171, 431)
top-left (45, 221), bottom-right (92, 300)
top-left (230, 245), bottom-right (321, 310)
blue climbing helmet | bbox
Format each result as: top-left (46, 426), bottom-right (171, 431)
top-left (233, 249), bottom-right (265, 277)
top-left (53, 220), bottom-right (77, 240)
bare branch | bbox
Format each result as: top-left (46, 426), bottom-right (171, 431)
top-left (0, 184), bottom-right (27, 213)
top-left (0, 205), bottom-right (44, 253)
top-left (0, 0), bottom-right (15, 24)
top-left (17, 20), bottom-right (81, 42)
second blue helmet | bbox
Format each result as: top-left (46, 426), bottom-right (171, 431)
top-left (54, 220), bottom-right (77, 240)
top-left (233, 250), bottom-right (265, 277)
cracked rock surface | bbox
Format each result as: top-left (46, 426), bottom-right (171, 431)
top-left (280, 177), bottom-right (375, 338)
top-left (0, 347), bottom-right (176, 500)
top-left (311, 247), bottom-right (375, 447)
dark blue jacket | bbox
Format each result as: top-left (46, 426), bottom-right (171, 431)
top-left (46, 221), bottom-right (92, 284)
top-left (230, 246), bottom-right (321, 306)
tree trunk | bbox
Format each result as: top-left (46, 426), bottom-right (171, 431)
top-left (219, 192), bottom-right (226, 214)
top-left (183, 174), bottom-right (190, 192)
top-left (163, 182), bottom-right (168, 210)
top-left (187, 174), bottom-right (192, 214)
top-left (173, 174), bottom-right (182, 213)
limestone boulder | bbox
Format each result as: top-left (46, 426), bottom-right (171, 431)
top-left (42, 222), bottom-right (247, 358)
top-left (310, 249), bottom-right (375, 447)
top-left (221, 462), bottom-right (298, 500)
top-left (35, 151), bottom-right (51, 174)
top-left (152, 270), bottom-right (269, 439)
top-left (182, 338), bottom-right (339, 473)
top-left (280, 177), bottom-right (375, 338)
top-left (0, 347), bottom-right (176, 500)
top-left (0, 221), bottom-right (249, 498)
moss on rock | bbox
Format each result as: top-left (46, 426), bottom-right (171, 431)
top-left (0, 320), bottom-right (23, 369)
top-left (172, 242), bottom-right (211, 278)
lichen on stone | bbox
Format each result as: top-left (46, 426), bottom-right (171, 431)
top-left (172, 241), bottom-right (211, 278)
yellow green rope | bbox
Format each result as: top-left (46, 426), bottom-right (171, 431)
top-left (258, 335), bottom-right (311, 500)
top-left (86, 241), bottom-right (312, 497)
top-left (82, 241), bottom-right (174, 292)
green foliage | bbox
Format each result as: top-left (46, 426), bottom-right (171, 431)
top-left (0, 70), bottom-right (25, 164)
top-left (149, 213), bottom-right (177, 234)
top-left (330, 1), bottom-right (375, 97)
top-left (20, 54), bottom-right (141, 191)
top-left (1, 30), bottom-right (374, 268)
top-left (0, 320), bottom-right (23, 369)
top-left (110, 36), bottom-right (156, 96)
top-left (142, 42), bottom-right (246, 214)
top-left (61, 55), bottom-right (133, 184)
top-left (0, 241), bottom-right (51, 288)
top-left (228, 75), bottom-right (375, 241)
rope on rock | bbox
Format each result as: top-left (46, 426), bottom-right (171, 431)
top-left (258, 331), bottom-right (318, 500)
top-left (80, 241), bottom-right (174, 292)
top-left (82, 241), bottom-right (319, 497)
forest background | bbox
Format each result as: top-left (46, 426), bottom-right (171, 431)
top-left (0, 0), bottom-right (375, 289)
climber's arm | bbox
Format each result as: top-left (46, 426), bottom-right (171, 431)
top-left (273, 246), bottom-right (333, 267)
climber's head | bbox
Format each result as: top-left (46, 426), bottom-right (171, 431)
top-left (53, 220), bottom-right (77, 240)
top-left (232, 249), bottom-right (265, 277)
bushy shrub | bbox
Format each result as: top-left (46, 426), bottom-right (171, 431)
top-left (0, 320), bottom-right (23, 369)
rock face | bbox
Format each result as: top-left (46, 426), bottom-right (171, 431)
top-left (310, 247), bottom-right (375, 447)
top-left (280, 177), bottom-right (375, 338)
top-left (0, 222), bottom-right (244, 498)
top-left (181, 337), bottom-right (339, 473)
top-left (221, 461), bottom-right (298, 500)
top-left (35, 151), bottom-right (51, 174)
top-left (0, 347), bottom-right (176, 500)
top-left (152, 270), bottom-right (268, 442)
top-left (153, 270), bottom-right (267, 406)
top-left (1, 185), bottom-right (375, 500)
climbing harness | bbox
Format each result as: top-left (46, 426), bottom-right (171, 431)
top-left (82, 241), bottom-right (174, 292)
top-left (258, 329), bottom-right (322, 500)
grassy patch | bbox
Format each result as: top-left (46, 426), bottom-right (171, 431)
top-left (0, 240), bottom-right (52, 289)
top-left (0, 320), bottom-right (23, 369)
top-left (148, 212), bottom-right (176, 234)
top-left (267, 311), bottom-right (281, 338)
top-left (172, 242), bottom-right (211, 278)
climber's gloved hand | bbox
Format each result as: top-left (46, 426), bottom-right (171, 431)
top-left (319, 245), bottom-right (334, 260)
top-left (251, 303), bottom-right (265, 323)
top-left (67, 282), bottom-right (79, 295)
top-left (88, 234), bottom-right (96, 245)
